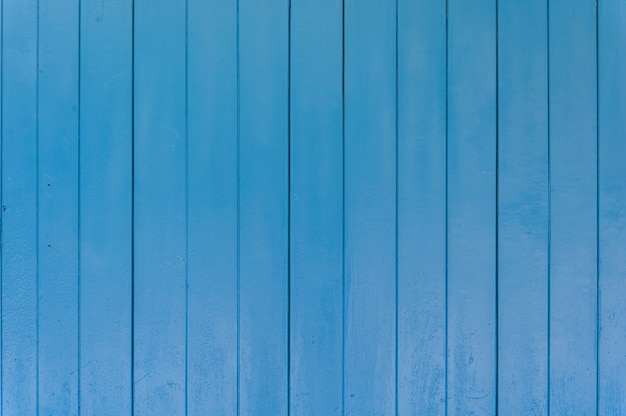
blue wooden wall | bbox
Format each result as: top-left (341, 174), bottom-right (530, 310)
top-left (1, 0), bottom-right (625, 415)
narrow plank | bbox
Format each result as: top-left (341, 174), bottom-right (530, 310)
top-left (79, 0), bottom-right (133, 413)
top-left (497, 0), bottom-right (549, 413)
top-left (187, 0), bottom-right (238, 414)
top-left (37, 0), bottom-right (80, 413)
top-left (133, 0), bottom-right (187, 414)
top-left (289, 0), bottom-right (343, 413)
top-left (343, 0), bottom-right (396, 413)
top-left (397, 0), bottom-right (447, 413)
top-left (1, 1), bottom-right (39, 413)
top-left (548, 0), bottom-right (598, 414)
top-left (447, 0), bottom-right (497, 413)
top-left (598, 1), bottom-right (626, 413)
top-left (238, 0), bottom-right (289, 413)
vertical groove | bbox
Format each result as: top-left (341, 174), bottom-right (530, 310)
top-left (36, 0), bottom-right (40, 412)
top-left (0, 0), bottom-right (3, 409)
top-left (394, 0), bottom-right (399, 412)
top-left (235, 0), bottom-right (240, 412)
top-left (546, 0), bottom-right (551, 413)
top-left (595, 1), bottom-right (600, 414)
top-left (184, 0), bottom-right (189, 413)
top-left (130, 0), bottom-right (135, 412)
top-left (495, 0), bottom-right (499, 413)
top-left (77, 0), bottom-right (82, 413)
top-left (444, 0), bottom-right (449, 413)
top-left (341, 0), bottom-right (346, 414)
top-left (286, 0), bottom-right (292, 414)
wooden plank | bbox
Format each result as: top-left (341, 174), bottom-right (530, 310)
top-left (1, 1), bottom-right (38, 413)
top-left (37, 0), bottom-right (80, 413)
top-left (598, 0), bottom-right (626, 413)
top-left (289, 0), bottom-right (343, 413)
top-left (133, 0), bottom-right (187, 414)
top-left (186, 0), bottom-right (238, 414)
top-left (343, 0), bottom-right (396, 413)
top-left (79, 0), bottom-right (133, 412)
top-left (238, 0), bottom-right (289, 413)
top-left (397, 0), bottom-right (447, 413)
top-left (548, 0), bottom-right (598, 414)
top-left (497, 0), bottom-right (549, 413)
top-left (447, 0), bottom-right (497, 413)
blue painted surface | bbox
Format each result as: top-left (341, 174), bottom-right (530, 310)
top-left (498, 0), bottom-right (549, 413)
top-left (1, 1), bottom-right (625, 415)
top-left (447, 0), bottom-right (497, 413)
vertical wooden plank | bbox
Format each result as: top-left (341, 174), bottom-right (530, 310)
top-left (1, 1), bottom-right (38, 413)
top-left (289, 0), bottom-right (343, 413)
top-left (37, 0), bottom-right (80, 413)
top-left (397, 0), bottom-right (447, 413)
top-left (598, 0), bottom-right (626, 413)
top-left (548, 0), bottom-right (598, 414)
top-left (497, 0), bottom-right (549, 413)
top-left (133, 0), bottom-right (187, 414)
top-left (186, 0), bottom-right (238, 414)
top-left (79, 0), bottom-right (133, 413)
top-left (447, 0), bottom-right (497, 414)
top-left (343, 0), bottom-right (396, 414)
top-left (238, 0), bottom-right (289, 414)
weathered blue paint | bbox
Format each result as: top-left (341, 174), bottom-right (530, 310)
top-left (599, 1), bottom-right (626, 414)
top-left (187, 0), bottom-right (238, 414)
top-left (397, 0), bottom-right (447, 414)
top-left (344, 0), bottom-right (397, 414)
top-left (37, 1), bottom-right (80, 413)
top-left (79, 0), bottom-right (133, 413)
top-left (238, 0), bottom-right (289, 414)
top-left (549, 0), bottom-right (598, 414)
top-left (497, 0), bottom-right (549, 413)
top-left (447, 0), bottom-right (497, 413)
top-left (1, 1), bottom-right (626, 415)
top-left (133, 0), bottom-right (187, 414)
top-left (289, 0), bottom-right (343, 414)
top-left (1, 1), bottom-right (38, 414)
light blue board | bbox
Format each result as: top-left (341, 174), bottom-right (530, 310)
top-left (447, 0), bottom-right (497, 414)
top-left (79, 0), bottom-right (133, 413)
top-left (238, 0), bottom-right (289, 414)
top-left (397, 0), bottom-right (447, 414)
top-left (0, 2), bottom-right (625, 414)
top-left (497, 0), bottom-right (549, 413)
top-left (549, 0), bottom-right (598, 414)
top-left (187, 0), bottom-right (238, 415)
top-left (133, 0), bottom-right (187, 414)
top-left (344, 0), bottom-right (397, 414)
top-left (599, 0), bottom-right (626, 413)
top-left (1, 1), bottom-right (38, 414)
top-left (289, 0), bottom-right (343, 413)
top-left (37, 0), bottom-right (80, 413)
